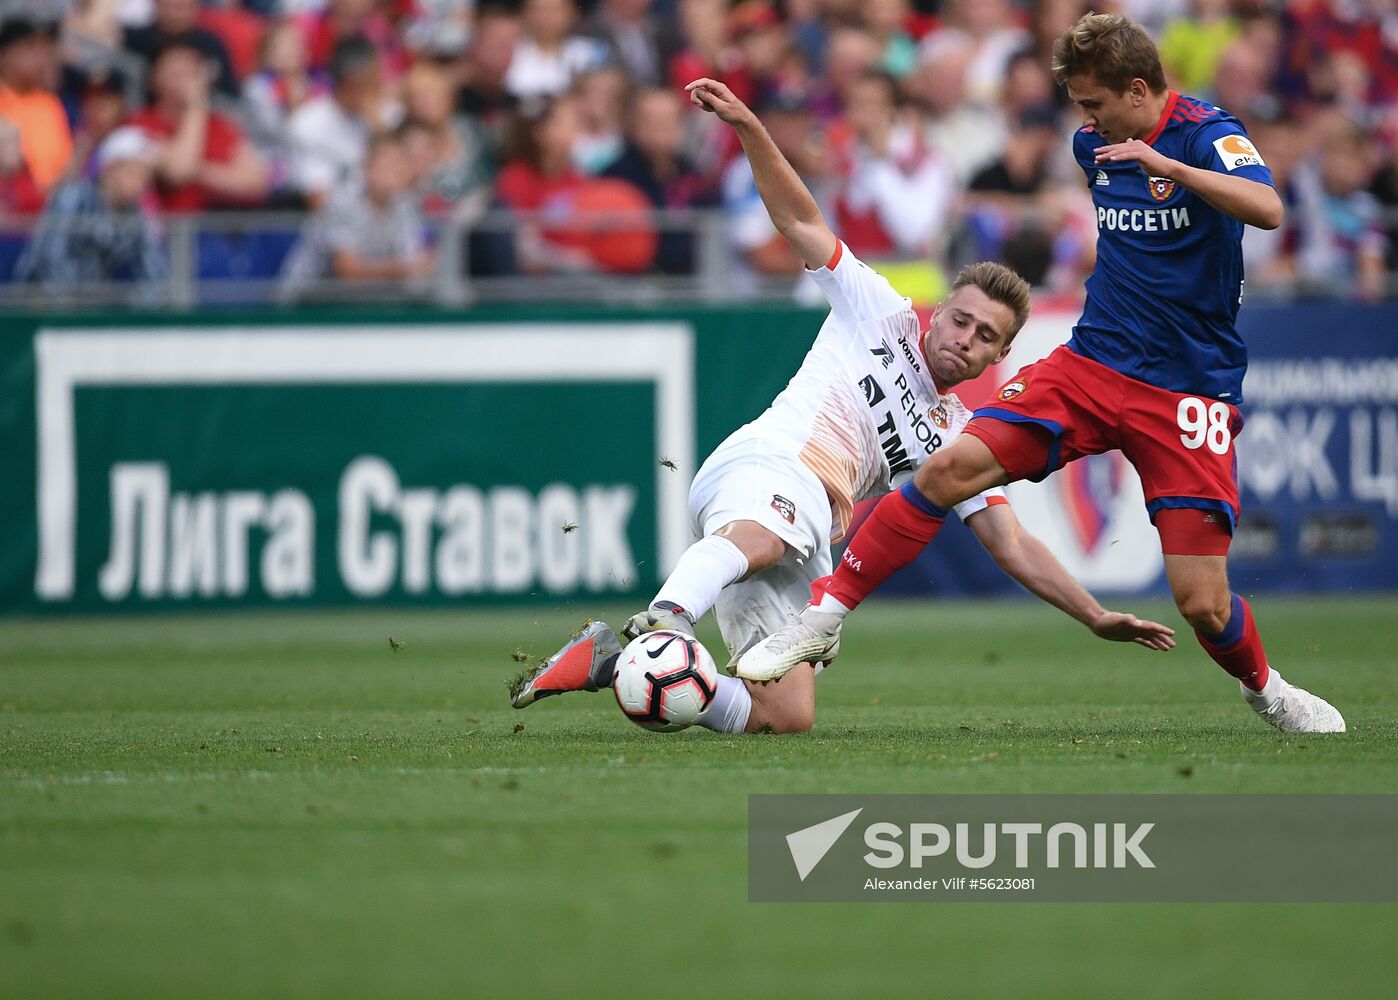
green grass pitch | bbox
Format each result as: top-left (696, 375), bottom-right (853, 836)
top-left (3, 595), bottom-right (1397, 998)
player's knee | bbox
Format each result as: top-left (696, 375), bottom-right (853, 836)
top-left (914, 446), bottom-right (989, 510)
top-left (912, 453), bottom-right (958, 510)
top-left (715, 521), bottom-right (786, 575)
top-left (1176, 591), bottom-right (1231, 635)
top-left (763, 699), bottom-right (815, 734)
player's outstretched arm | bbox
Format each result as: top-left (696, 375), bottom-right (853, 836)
top-left (966, 503), bottom-right (1176, 651)
top-left (685, 77), bottom-right (837, 269)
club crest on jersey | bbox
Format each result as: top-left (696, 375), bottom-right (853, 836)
top-left (998, 380), bottom-right (1027, 401)
top-left (930, 403), bottom-right (949, 429)
top-left (1147, 176), bottom-right (1176, 201)
top-left (771, 495), bottom-right (796, 524)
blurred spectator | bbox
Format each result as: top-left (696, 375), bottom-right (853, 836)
top-left (285, 34), bottom-right (393, 208)
top-left (864, 0), bottom-right (917, 79)
top-left (1288, 122), bottom-right (1388, 300)
top-left (722, 88), bottom-right (827, 282)
top-left (728, 1), bottom-right (790, 95)
top-left (1278, 0), bottom-right (1396, 112)
top-left (1116, 1), bottom-right (1190, 37)
top-left (1158, 0), bottom-right (1238, 96)
top-left (402, 0), bottom-right (475, 58)
top-left (243, 19), bottom-right (326, 189)
top-left (1373, 141), bottom-right (1398, 275)
top-left (280, 131), bottom-right (433, 298)
top-left (16, 125), bottom-right (165, 295)
top-left (505, 0), bottom-right (605, 100)
top-left (831, 71), bottom-right (954, 260)
top-left (495, 95), bottom-right (594, 272)
top-left (0, 17), bottom-right (72, 191)
top-left (453, 6), bottom-right (522, 126)
top-left (64, 0), bottom-right (125, 53)
top-left (604, 85), bottom-right (713, 273)
top-left (65, 67), bottom-right (131, 180)
top-left (127, 39), bottom-right (269, 211)
top-left (571, 65), bottom-right (627, 174)
top-left (1211, 36), bottom-right (1280, 123)
top-left (0, 117), bottom-right (44, 214)
top-left (297, 0), bottom-right (407, 80)
top-left (810, 26), bottom-right (878, 122)
top-left (1240, 112), bottom-right (1305, 291)
top-left (920, 0), bottom-right (1031, 109)
top-left (400, 59), bottom-right (492, 217)
top-left (668, 0), bottom-right (753, 104)
top-left (196, 2), bottom-right (265, 82)
top-left (122, 0), bottom-right (240, 99)
top-left (909, 34), bottom-right (999, 183)
top-left (585, 0), bottom-right (663, 86)
top-left (999, 47), bottom-right (1057, 121)
top-left (963, 103), bottom-right (1083, 287)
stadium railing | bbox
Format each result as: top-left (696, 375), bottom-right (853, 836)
top-left (1, 206), bottom-right (1395, 309)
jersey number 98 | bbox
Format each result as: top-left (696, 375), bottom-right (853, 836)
top-left (1177, 397), bottom-right (1232, 455)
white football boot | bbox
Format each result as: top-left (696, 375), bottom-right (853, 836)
top-left (733, 607), bottom-right (843, 681)
top-left (1241, 669), bottom-right (1346, 733)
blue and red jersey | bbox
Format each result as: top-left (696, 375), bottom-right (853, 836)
top-left (1069, 92), bottom-right (1275, 404)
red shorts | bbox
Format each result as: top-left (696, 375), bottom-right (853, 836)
top-left (966, 345), bottom-right (1243, 533)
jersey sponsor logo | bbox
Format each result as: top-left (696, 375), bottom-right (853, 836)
top-left (870, 340), bottom-right (894, 369)
top-left (1096, 205), bottom-right (1191, 232)
top-left (1147, 176), bottom-right (1176, 201)
top-left (998, 379), bottom-right (1026, 401)
top-left (874, 411), bottom-right (912, 476)
top-left (771, 494), bottom-right (797, 524)
top-left (930, 403), bottom-right (949, 429)
top-left (1095, 169), bottom-right (1110, 187)
top-left (1212, 134), bottom-right (1265, 170)
top-left (859, 373), bottom-right (886, 407)
top-left (894, 373), bottom-right (943, 455)
top-left (899, 336), bottom-right (923, 375)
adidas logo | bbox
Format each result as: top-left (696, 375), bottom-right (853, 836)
top-left (1095, 169), bottom-right (1110, 186)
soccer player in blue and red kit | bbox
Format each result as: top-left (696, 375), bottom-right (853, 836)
top-left (741, 13), bottom-right (1344, 733)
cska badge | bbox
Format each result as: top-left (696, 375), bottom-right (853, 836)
top-left (1147, 176), bottom-right (1176, 201)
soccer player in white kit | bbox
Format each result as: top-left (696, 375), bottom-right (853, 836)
top-left (509, 78), bottom-right (1174, 734)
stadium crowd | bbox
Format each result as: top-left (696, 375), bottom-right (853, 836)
top-left (0, 0), bottom-right (1394, 300)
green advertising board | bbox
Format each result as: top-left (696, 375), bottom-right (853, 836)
top-left (0, 304), bottom-right (824, 613)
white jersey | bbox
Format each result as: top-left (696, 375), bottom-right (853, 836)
top-left (743, 241), bottom-right (1005, 539)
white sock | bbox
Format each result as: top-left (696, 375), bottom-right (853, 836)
top-left (652, 535), bottom-right (749, 622)
top-left (811, 593), bottom-right (851, 616)
top-left (696, 674), bottom-right (752, 733)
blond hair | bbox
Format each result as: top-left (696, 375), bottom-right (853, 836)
top-left (1051, 12), bottom-right (1167, 94)
top-left (950, 261), bottom-right (1032, 342)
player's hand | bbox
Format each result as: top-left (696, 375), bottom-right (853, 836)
top-left (1093, 138), bottom-right (1181, 179)
top-left (685, 78), bottom-right (755, 128)
top-left (1090, 611), bottom-right (1176, 651)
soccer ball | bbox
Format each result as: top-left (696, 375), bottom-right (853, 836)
top-left (613, 630), bottom-right (718, 732)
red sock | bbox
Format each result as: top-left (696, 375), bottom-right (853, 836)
top-left (1196, 594), bottom-right (1271, 692)
top-left (824, 483), bottom-right (946, 610)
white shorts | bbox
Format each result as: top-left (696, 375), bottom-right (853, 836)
top-left (687, 430), bottom-right (835, 660)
